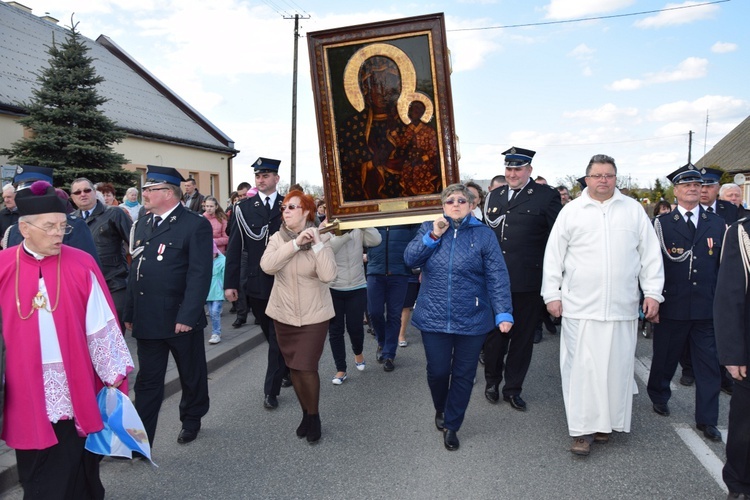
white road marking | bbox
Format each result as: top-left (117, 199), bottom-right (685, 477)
top-left (673, 423), bottom-right (728, 494)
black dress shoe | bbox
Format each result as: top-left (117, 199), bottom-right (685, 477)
top-left (485, 384), bottom-right (500, 404)
top-left (376, 345), bottom-right (384, 363)
top-left (697, 423), bottom-right (722, 442)
top-left (263, 394), bottom-right (279, 409)
top-left (652, 403), bottom-right (670, 416)
top-left (503, 394), bottom-right (527, 411)
top-left (679, 375), bottom-right (695, 386)
top-left (435, 411), bottom-right (445, 431)
top-left (383, 359), bottom-right (395, 372)
top-left (444, 430), bottom-right (459, 451)
top-left (281, 376), bottom-right (293, 388)
top-left (177, 428), bottom-right (198, 444)
top-left (232, 318), bottom-right (246, 328)
top-left (306, 414), bottom-right (321, 443)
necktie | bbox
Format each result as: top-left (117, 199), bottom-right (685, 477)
top-left (707, 206), bottom-right (714, 213)
top-left (82, 210), bottom-right (88, 220)
top-left (685, 211), bottom-right (696, 240)
top-left (153, 215), bottom-right (162, 229)
top-left (509, 189), bottom-right (521, 202)
top-left (264, 196), bottom-right (271, 212)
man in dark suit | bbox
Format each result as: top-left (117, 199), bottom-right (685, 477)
top-left (482, 147), bottom-right (562, 411)
top-left (224, 157), bottom-right (289, 409)
top-left (70, 177), bottom-right (132, 334)
top-left (678, 166), bottom-right (738, 391)
top-left (714, 217), bottom-right (750, 498)
top-left (124, 165), bottom-right (213, 446)
top-left (647, 164), bottom-right (724, 442)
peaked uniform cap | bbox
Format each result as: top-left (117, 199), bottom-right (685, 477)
top-left (253, 157), bottom-right (281, 173)
top-left (667, 163), bottom-right (703, 185)
top-left (13, 165), bottom-right (53, 185)
top-left (144, 165), bottom-right (186, 187)
top-left (699, 167), bottom-right (723, 185)
top-left (502, 147), bottom-right (536, 167)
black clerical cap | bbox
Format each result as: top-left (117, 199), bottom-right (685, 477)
top-left (577, 177), bottom-right (587, 189)
top-left (15, 181), bottom-right (66, 215)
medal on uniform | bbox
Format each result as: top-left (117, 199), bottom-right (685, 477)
top-left (157, 243), bottom-right (166, 261)
top-left (707, 237), bottom-right (714, 255)
top-left (671, 246), bottom-right (677, 254)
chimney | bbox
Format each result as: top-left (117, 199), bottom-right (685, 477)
top-left (40, 13), bottom-right (58, 24)
top-left (5, 1), bottom-right (32, 13)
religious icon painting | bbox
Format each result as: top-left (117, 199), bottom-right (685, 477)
top-left (307, 13), bottom-right (459, 228)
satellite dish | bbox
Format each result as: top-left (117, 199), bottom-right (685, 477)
top-left (734, 173), bottom-right (746, 185)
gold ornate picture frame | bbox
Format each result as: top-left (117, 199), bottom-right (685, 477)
top-left (307, 13), bottom-right (459, 228)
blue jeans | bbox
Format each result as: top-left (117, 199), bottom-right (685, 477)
top-left (207, 301), bottom-right (223, 336)
top-left (367, 275), bottom-right (409, 360)
top-left (329, 288), bottom-right (367, 372)
top-left (422, 331), bottom-right (487, 432)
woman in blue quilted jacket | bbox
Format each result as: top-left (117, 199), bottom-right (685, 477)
top-left (405, 183), bottom-right (514, 451)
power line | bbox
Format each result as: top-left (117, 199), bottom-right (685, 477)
top-left (462, 133), bottom-right (686, 148)
top-left (448, 0), bottom-right (730, 32)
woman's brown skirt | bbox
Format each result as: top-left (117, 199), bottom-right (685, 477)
top-left (274, 320), bottom-right (329, 371)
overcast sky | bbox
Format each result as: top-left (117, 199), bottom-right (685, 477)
top-left (21, 0), bottom-right (750, 189)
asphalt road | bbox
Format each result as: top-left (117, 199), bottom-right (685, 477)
top-left (2, 325), bottom-right (731, 499)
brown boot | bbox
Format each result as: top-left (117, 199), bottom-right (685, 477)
top-left (571, 437), bottom-right (591, 456)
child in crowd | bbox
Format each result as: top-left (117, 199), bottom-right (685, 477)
top-left (207, 241), bottom-right (226, 344)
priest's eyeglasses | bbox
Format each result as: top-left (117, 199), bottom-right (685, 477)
top-left (25, 222), bottom-right (73, 235)
top-left (586, 174), bottom-right (617, 181)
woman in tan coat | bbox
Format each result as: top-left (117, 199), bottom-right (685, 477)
top-left (260, 190), bottom-right (337, 443)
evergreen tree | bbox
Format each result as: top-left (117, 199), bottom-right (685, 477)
top-left (0, 17), bottom-right (136, 192)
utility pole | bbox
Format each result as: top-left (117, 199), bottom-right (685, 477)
top-left (283, 13), bottom-right (310, 186)
top-left (688, 130), bottom-right (693, 164)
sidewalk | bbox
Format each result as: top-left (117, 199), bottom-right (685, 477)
top-left (0, 303), bottom-right (265, 493)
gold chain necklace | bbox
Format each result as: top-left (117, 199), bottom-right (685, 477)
top-left (15, 245), bottom-right (61, 320)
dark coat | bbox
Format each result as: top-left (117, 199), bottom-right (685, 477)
top-left (223, 193), bottom-right (283, 300)
top-left (183, 190), bottom-right (205, 213)
top-left (484, 180), bottom-right (562, 293)
top-left (713, 218), bottom-right (750, 368)
top-left (73, 200), bottom-right (132, 292)
top-left (0, 207), bottom-right (19, 246)
top-left (124, 204), bottom-right (213, 339)
top-left (404, 217), bottom-right (513, 335)
top-left (710, 199), bottom-right (739, 225)
top-left (366, 225), bottom-right (419, 276)
top-left (656, 208), bottom-right (725, 320)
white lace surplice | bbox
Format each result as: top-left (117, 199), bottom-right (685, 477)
top-left (40, 271), bottom-right (134, 423)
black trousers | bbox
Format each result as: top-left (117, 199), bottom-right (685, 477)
top-left (249, 297), bottom-right (289, 396)
top-left (329, 288), bottom-right (367, 372)
top-left (725, 379), bottom-right (750, 494)
top-left (110, 287), bottom-right (127, 335)
top-left (16, 420), bottom-right (104, 500)
top-left (647, 318), bottom-right (720, 425)
top-left (484, 291), bottom-right (542, 396)
top-left (235, 250), bottom-right (251, 320)
top-left (134, 330), bottom-right (210, 445)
